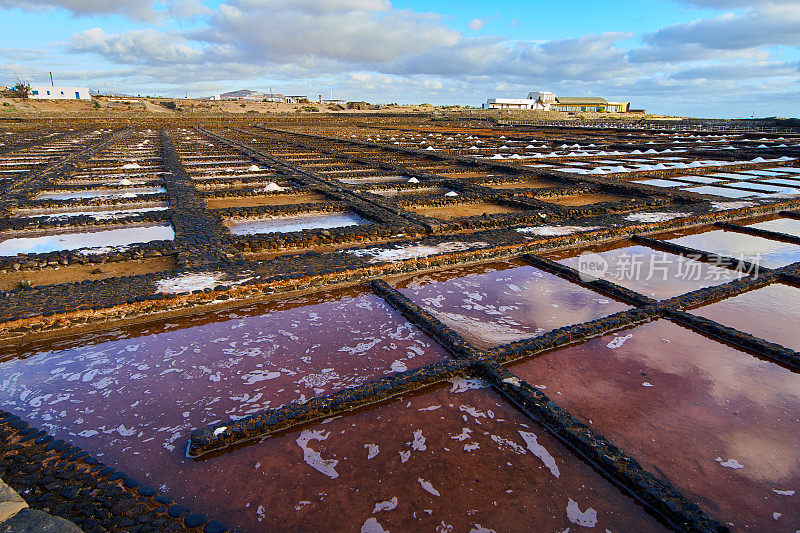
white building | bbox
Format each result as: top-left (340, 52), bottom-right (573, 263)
top-left (29, 86), bottom-right (90, 100)
top-left (483, 98), bottom-right (550, 110)
top-left (483, 90), bottom-right (631, 113)
top-left (482, 91), bottom-right (556, 110)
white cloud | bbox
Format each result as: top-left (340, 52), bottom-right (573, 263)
top-left (4, 0), bottom-right (797, 117)
top-left (641, 2), bottom-right (800, 53)
top-left (0, 0), bottom-right (159, 21)
top-left (468, 18), bottom-right (485, 31)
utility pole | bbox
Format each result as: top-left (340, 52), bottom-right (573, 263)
top-left (49, 72), bottom-right (53, 87)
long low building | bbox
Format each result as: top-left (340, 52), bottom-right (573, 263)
top-left (482, 98), bottom-right (547, 110)
top-left (29, 86), bottom-right (90, 100)
top-left (483, 91), bottom-right (633, 113)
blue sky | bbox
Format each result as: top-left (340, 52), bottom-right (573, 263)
top-left (1, 0), bottom-right (798, 117)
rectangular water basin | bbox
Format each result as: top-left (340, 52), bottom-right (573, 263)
top-left (634, 179), bottom-right (686, 188)
top-left (668, 175), bottom-right (723, 184)
top-left (0, 288), bottom-right (554, 531)
top-left (393, 259), bottom-right (630, 349)
top-left (226, 211), bottom-right (368, 235)
top-left (664, 227), bottom-right (800, 268)
top-left (409, 202), bottom-right (522, 220)
top-left (762, 178), bottom-right (800, 187)
top-left (509, 318), bottom-right (800, 531)
top-left (337, 175), bottom-right (409, 185)
top-left (550, 242), bottom-right (745, 300)
top-left (206, 193), bottom-right (325, 209)
top-left (481, 179), bottom-right (561, 189)
top-left (34, 187), bottom-right (166, 201)
top-left (746, 217), bottom-right (800, 238)
top-left (690, 282), bottom-right (800, 350)
top-left (541, 193), bottom-right (627, 206)
top-left (0, 223), bottom-right (174, 256)
top-left (14, 205), bottom-right (168, 222)
top-left (682, 185), bottom-right (766, 198)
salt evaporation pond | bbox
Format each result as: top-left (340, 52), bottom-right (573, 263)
top-left (691, 283), bottom-right (800, 351)
top-left (227, 212), bottom-right (367, 235)
top-left (664, 228), bottom-right (800, 268)
top-left (510, 319), bottom-right (800, 531)
top-left (682, 186), bottom-right (766, 198)
top-left (393, 259), bottom-right (631, 349)
top-left (747, 217), bottom-right (800, 238)
top-left (0, 287), bottom-right (663, 531)
top-left (34, 187), bottom-right (167, 201)
top-left (15, 206), bottom-right (168, 222)
top-left (0, 223), bottom-right (174, 256)
top-left (551, 243), bottom-right (746, 300)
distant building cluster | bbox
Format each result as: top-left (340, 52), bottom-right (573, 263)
top-left (204, 90), bottom-right (308, 103)
top-left (483, 91), bottom-right (636, 113)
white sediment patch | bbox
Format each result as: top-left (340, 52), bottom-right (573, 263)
top-left (566, 499), bottom-right (598, 527)
top-left (345, 241), bottom-right (490, 263)
top-left (519, 431), bottom-right (560, 478)
top-left (296, 429), bottom-right (339, 478)
top-left (364, 443), bottom-right (379, 459)
top-left (411, 429), bottom-right (427, 451)
top-left (715, 457), bottom-right (744, 469)
top-left (372, 497), bottom-right (398, 513)
top-left (418, 478), bottom-right (440, 497)
top-left (516, 225), bottom-right (600, 237)
top-left (606, 334), bottom-right (633, 349)
top-left (711, 201), bottom-right (756, 211)
top-left (361, 518), bottom-right (389, 533)
top-left (448, 377), bottom-right (489, 393)
top-left (625, 212), bottom-right (691, 223)
top-left (155, 272), bottom-right (226, 294)
top-left (389, 360), bottom-right (408, 373)
top-left (469, 525), bottom-right (496, 533)
top-left (490, 434), bottom-right (527, 455)
top-left (434, 311), bottom-right (529, 346)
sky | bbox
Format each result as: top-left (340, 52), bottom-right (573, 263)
top-left (0, 0), bottom-right (798, 118)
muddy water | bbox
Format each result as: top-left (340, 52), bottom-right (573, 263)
top-left (481, 179), bottom-right (560, 189)
top-left (664, 228), bottom-right (800, 268)
top-left (551, 243), bottom-right (745, 300)
top-left (0, 288), bottom-right (662, 531)
top-left (691, 283), bottom-right (800, 351)
top-left (541, 193), bottom-right (626, 206)
top-left (0, 223), bottom-right (174, 256)
top-left (393, 260), bottom-right (630, 349)
top-left (409, 202), bottom-right (521, 220)
top-left (509, 319), bottom-right (800, 531)
top-left (226, 212), bottom-right (367, 235)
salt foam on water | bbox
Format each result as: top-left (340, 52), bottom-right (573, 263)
top-left (566, 499), bottom-right (598, 527)
top-left (296, 430), bottom-right (339, 478)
